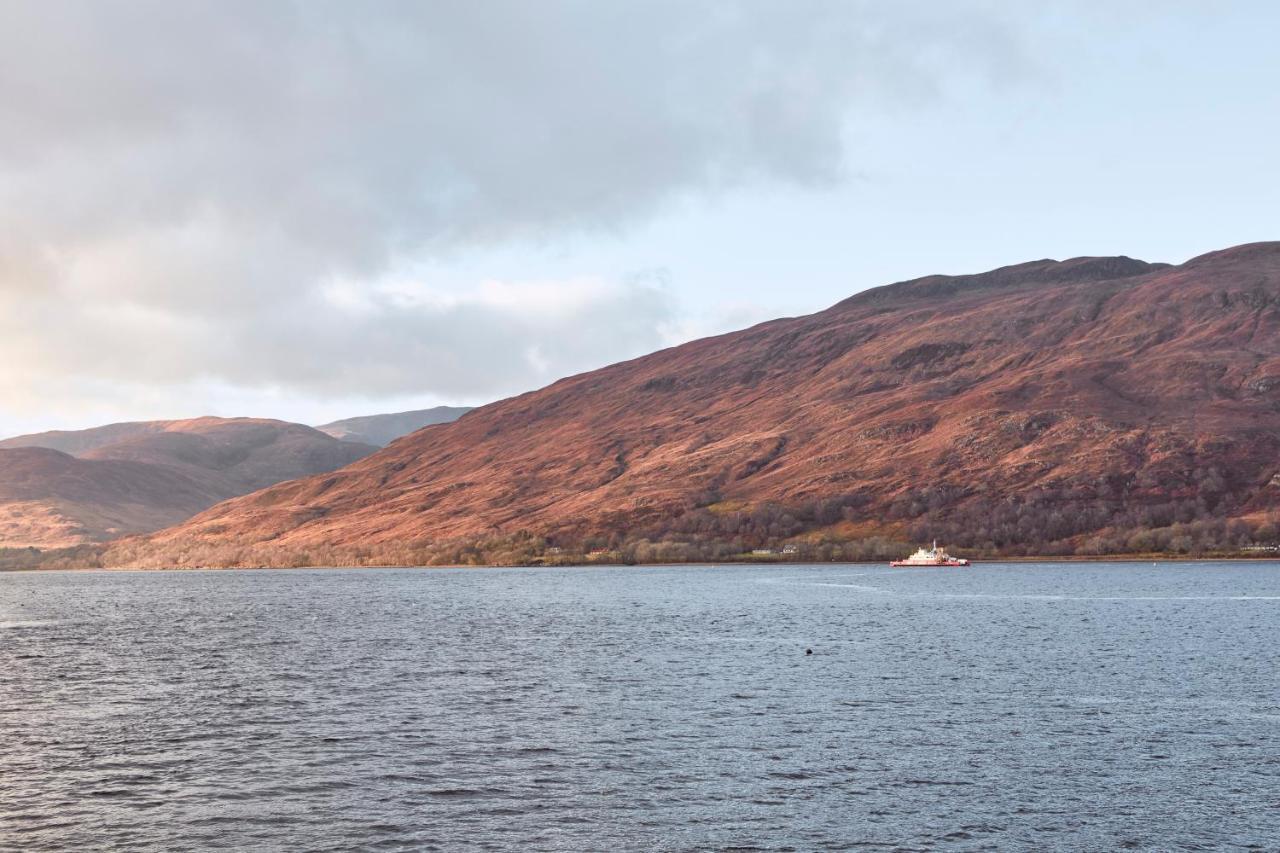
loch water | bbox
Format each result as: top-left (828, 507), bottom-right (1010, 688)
top-left (2, 562), bottom-right (1278, 851)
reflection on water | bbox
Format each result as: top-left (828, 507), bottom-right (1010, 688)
top-left (2, 562), bottom-right (1278, 850)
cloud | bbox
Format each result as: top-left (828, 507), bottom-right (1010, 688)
top-left (0, 1), bottom-right (1033, 425)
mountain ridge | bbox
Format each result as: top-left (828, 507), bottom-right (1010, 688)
top-left (100, 241), bottom-right (1280, 566)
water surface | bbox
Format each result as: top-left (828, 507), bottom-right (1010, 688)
top-left (2, 562), bottom-right (1278, 850)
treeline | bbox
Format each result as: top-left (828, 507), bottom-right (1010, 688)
top-left (96, 531), bottom-right (915, 569)
top-left (0, 545), bottom-right (105, 571)
top-left (94, 512), bottom-right (1280, 570)
top-left (634, 491), bottom-right (872, 543)
top-left (897, 492), bottom-right (1272, 557)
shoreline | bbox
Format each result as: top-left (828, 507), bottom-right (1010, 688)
top-left (6, 554), bottom-right (1280, 573)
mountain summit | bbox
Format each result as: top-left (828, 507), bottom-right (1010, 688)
top-left (109, 242), bottom-right (1280, 566)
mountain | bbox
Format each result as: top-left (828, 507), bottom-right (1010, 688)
top-left (0, 418), bottom-right (375, 548)
top-left (107, 242), bottom-right (1280, 567)
top-left (0, 447), bottom-right (223, 549)
top-left (315, 406), bottom-right (472, 447)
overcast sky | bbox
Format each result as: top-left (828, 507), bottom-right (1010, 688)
top-left (1, 1), bottom-right (1277, 437)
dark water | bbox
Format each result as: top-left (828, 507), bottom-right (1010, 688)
top-left (2, 562), bottom-right (1279, 851)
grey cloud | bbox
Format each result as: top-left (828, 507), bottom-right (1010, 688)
top-left (0, 0), bottom-right (1033, 412)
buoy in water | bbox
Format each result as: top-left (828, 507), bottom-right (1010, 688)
top-left (805, 648), bottom-right (813, 655)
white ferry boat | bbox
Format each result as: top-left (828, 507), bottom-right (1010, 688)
top-left (890, 540), bottom-right (970, 567)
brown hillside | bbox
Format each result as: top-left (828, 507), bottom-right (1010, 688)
top-left (112, 242), bottom-right (1280, 566)
top-left (0, 418), bottom-right (375, 548)
top-left (0, 447), bottom-right (220, 548)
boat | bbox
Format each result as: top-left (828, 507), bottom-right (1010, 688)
top-left (890, 540), bottom-right (970, 567)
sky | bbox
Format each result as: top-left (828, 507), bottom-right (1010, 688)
top-left (1, 1), bottom-right (1277, 437)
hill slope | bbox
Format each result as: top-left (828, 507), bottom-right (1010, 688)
top-left (110, 242), bottom-right (1280, 566)
top-left (315, 406), bottom-right (472, 447)
top-left (0, 418), bottom-right (375, 548)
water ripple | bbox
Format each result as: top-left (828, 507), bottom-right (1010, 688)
top-left (1, 561), bottom-right (1278, 850)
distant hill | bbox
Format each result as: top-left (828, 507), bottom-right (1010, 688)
top-left (112, 240), bottom-right (1280, 567)
top-left (315, 406), bottom-right (472, 447)
top-left (0, 421), bottom-right (169, 456)
top-left (0, 418), bottom-right (375, 548)
top-left (0, 446), bottom-right (223, 549)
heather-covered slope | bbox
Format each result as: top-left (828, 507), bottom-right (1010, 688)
top-left (112, 242), bottom-right (1280, 567)
top-left (0, 447), bottom-right (220, 548)
top-left (0, 418), bottom-right (375, 547)
top-left (315, 406), bottom-right (472, 447)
